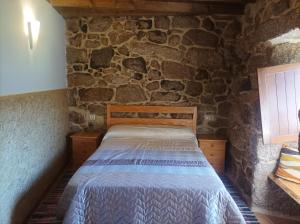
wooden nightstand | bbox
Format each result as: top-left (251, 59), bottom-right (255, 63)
top-left (71, 132), bottom-right (103, 169)
top-left (197, 135), bottom-right (227, 173)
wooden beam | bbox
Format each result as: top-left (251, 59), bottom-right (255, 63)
top-left (51, 0), bottom-right (246, 16)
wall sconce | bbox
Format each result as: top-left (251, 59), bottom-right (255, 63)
top-left (26, 20), bottom-right (40, 49)
top-left (23, 6), bottom-right (40, 50)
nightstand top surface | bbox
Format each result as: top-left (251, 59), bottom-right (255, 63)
top-left (71, 131), bottom-right (102, 139)
top-left (197, 134), bottom-right (227, 142)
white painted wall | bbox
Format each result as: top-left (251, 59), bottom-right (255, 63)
top-left (0, 0), bottom-right (66, 96)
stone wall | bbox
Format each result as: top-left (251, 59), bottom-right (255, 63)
top-left (227, 0), bottom-right (300, 217)
top-left (66, 15), bottom-right (241, 134)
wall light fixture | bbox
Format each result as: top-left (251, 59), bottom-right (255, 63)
top-left (23, 5), bottom-right (40, 50)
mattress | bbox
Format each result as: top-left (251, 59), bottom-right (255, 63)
top-left (58, 125), bottom-right (245, 224)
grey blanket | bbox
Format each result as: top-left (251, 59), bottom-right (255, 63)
top-left (58, 125), bottom-right (245, 224)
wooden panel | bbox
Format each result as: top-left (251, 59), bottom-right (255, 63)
top-left (108, 104), bottom-right (196, 114)
top-left (50, 0), bottom-right (248, 16)
top-left (266, 73), bottom-right (280, 141)
top-left (285, 71), bottom-right (298, 133)
top-left (269, 174), bottom-right (300, 205)
top-left (257, 63), bottom-right (300, 144)
top-left (107, 104), bottom-right (197, 133)
top-left (295, 70), bottom-right (300, 129)
top-left (275, 72), bottom-right (289, 135)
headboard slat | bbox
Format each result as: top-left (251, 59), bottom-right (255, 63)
top-left (107, 105), bottom-right (197, 133)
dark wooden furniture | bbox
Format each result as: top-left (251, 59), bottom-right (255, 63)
top-left (198, 135), bottom-right (227, 173)
top-left (71, 132), bottom-right (103, 169)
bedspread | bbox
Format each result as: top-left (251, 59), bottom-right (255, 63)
top-left (58, 126), bottom-right (245, 224)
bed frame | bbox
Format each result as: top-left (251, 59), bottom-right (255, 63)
top-left (107, 104), bottom-right (197, 133)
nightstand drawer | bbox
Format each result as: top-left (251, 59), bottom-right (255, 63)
top-left (73, 140), bottom-right (98, 153)
top-left (202, 148), bottom-right (225, 161)
top-left (71, 132), bottom-right (103, 169)
top-left (197, 135), bottom-right (227, 173)
top-left (199, 141), bottom-right (225, 150)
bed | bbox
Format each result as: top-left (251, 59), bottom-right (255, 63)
top-left (58, 105), bottom-right (245, 224)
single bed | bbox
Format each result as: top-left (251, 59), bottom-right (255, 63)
top-left (58, 105), bottom-right (245, 224)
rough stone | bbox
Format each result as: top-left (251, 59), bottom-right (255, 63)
top-left (195, 69), bottom-right (210, 80)
top-left (66, 18), bottom-right (80, 33)
top-left (137, 19), bottom-right (152, 29)
top-left (151, 92), bottom-right (181, 102)
top-left (161, 80), bottom-right (184, 91)
top-left (154, 16), bottom-right (170, 29)
top-left (79, 88), bottom-right (114, 101)
top-left (80, 24), bottom-right (88, 33)
top-left (130, 41), bottom-right (183, 61)
top-left (172, 16), bottom-right (200, 28)
top-left (218, 101), bottom-right (232, 117)
top-left (239, 77), bottom-right (252, 92)
top-left (201, 95), bottom-right (214, 104)
top-left (100, 37), bottom-right (109, 46)
top-left (224, 20), bottom-right (241, 39)
top-left (87, 104), bottom-right (105, 116)
top-left (68, 88), bottom-right (77, 106)
top-left (68, 73), bottom-right (94, 87)
top-left (147, 30), bottom-right (167, 44)
top-left (186, 81), bottom-right (203, 96)
top-left (87, 34), bottom-right (100, 39)
top-left (213, 70), bottom-right (232, 78)
top-left (162, 61), bottom-right (194, 80)
top-left (148, 69), bottom-right (162, 80)
top-left (69, 111), bottom-right (85, 124)
top-left (202, 17), bottom-right (215, 31)
top-left (186, 48), bottom-right (224, 67)
top-left (85, 40), bottom-right (100, 48)
top-left (90, 47), bottom-right (114, 69)
top-left (272, 0), bottom-right (290, 16)
top-left (133, 73), bottom-right (143, 80)
top-left (89, 17), bottom-right (113, 32)
top-left (169, 35), bottom-right (181, 46)
top-left (205, 78), bottom-right (227, 95)
top-left (116, 84), bottom-right (147, 103)
top-left (182, 29), bottom-right (218, 48)
top-left (118, 45), bottom-right (130, 56)
top-left (69, 34), bottom-right (82, 47)
top-left (150, 60), bottom-right (160, 70)
top-left (65, 16), bottom-right (238, 161)
top-left (122, 57), bottom-right (147, 73)
top-left (208, 118), bottom-right (229, 128)
top-left (146, 81), bottom-right (159, 90)
top-left (108, 31), bottom-right (134, 45)
top-left (73, 64), bottom-right (84, 71)
top-left (103, 74), bottom-right (130, 84)
top-left (67, 48), bottom-right (88, 64)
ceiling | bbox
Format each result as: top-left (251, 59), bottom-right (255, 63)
top-left (50, 0), bottom-right (256, 17)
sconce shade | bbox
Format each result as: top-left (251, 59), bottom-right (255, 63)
top-left (26, 20), bottom-right (40, 50)
top-left (27, 22), bottom-right (33, 49)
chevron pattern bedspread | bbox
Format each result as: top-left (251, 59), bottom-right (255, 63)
top-left (58, 126), bottom-right (245, 224)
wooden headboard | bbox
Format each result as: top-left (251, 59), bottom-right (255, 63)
top-left (107, 104), bottom-right (197, 133)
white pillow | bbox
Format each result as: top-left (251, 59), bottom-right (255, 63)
top-left (104, 125), bottom-right (195, 140)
